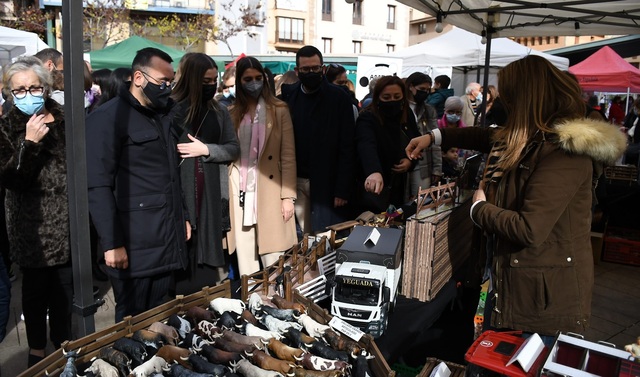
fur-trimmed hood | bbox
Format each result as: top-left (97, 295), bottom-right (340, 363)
top-left (554, 118), bottom-right (627, 165)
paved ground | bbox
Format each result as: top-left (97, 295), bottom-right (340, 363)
top-left (0, 273), bottom-right (115, 377)
top-left (1, 259), bottom-right (638, 376)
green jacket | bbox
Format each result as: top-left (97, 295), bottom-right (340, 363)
top-left (442, 118), bottom-right (626, 335)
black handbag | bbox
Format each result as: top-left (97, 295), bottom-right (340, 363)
top-left (360, 185), bottom-right (393, 213)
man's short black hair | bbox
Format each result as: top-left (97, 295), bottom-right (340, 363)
top-left (34, 48), bottom-right (63, 66)
top-left (132, 47), bottom-right (173, 72)
top-left (296, 45), bottom-right (323, 67)
top-left (434, 75), bottom-right (451, 89)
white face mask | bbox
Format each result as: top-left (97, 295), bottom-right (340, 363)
top-left (229, 86), bottom-right (236, 97)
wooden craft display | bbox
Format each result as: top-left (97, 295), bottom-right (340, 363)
top-left (402, 183), bottom-right (473, 302)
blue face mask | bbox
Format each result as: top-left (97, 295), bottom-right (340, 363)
top-left (446, 113), bottom-right (461, 123)
top-left (476, 92), bottom-right (483, 103)
top-left (13, 93), bottom-right (45, 116)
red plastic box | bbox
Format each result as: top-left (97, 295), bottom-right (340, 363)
top-left (465, 331), bottom-right (547, 377)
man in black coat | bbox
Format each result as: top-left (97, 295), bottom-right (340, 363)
top-left (86, 48), bottom-right (191, 322)
top-left (280, 45), bottom-right (356, 234)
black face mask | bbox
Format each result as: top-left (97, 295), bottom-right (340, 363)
top-left (299, 72), bottom-right (323, 92)
top-left (378, 100), bottom-right (404, 119)
top-left (202, 84), bottom-right (217, 102)
top-left (143, 81), bottom-right (172, 111)
top-left (414, 89), bottom-right (430, 104)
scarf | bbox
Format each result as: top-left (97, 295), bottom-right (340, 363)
top-left (238, 98), bottom-right (266, 226)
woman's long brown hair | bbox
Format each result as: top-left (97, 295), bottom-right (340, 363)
top-left (171, 53), bottom-right (219, 128)
top-left (495, 55), bottom-right (585, 171)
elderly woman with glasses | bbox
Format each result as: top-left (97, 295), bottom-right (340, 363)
top-left (0, 56), bottom-right (73, 367)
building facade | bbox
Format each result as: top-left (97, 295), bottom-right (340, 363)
top-left (267, 0), bottom-right (411, 56)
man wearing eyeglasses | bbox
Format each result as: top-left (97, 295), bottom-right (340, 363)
top-left (34, 48), bottom-right (64, 72)
top-left (86, 47), bottom-right (191, 322)
top-left (280, 45), bottom-right (357, 235)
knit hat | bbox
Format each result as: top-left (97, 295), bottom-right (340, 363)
top-left (444, 96), bottom-right (464, 112)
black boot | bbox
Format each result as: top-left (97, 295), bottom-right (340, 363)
top-left (27, 353), bottom-right (44, 368)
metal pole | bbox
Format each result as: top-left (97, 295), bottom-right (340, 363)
top-left (61, 0), bottom-right (101, 337)
top-left (480, 30), bottom-right (493, 127)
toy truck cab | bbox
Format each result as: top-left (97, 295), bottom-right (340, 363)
top-left (330, 226), bottom-right (403, 338)
top-left (331, 262), bottom-right (391, 337)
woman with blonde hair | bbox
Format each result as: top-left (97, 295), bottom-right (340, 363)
top-left (406, 55), bottom-right (626, 339)
top-left (228, 56), bottom-right (297, 276)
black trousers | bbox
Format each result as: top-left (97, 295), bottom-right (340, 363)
top-left (21, 263), bottom-right (73, 350)
top-left (110, 272), bottom-right (173, 323)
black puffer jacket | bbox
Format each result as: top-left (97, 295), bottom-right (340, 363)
top-left (0, 99), bottom-right (69, 268)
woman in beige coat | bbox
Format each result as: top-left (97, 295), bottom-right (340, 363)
top-left (228, 57), bottom-right (297, 276)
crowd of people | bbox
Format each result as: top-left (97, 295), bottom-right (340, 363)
top-left (0, 43), bottom-right (632, 368)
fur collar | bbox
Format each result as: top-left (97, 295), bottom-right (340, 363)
top-left (554, 118), bottom-right (627, 165)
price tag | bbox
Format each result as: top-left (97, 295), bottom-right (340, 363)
top-left (329, 317), bottom-right (364, 342)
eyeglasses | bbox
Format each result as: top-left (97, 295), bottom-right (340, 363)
top-left (140, 71), bottom-right (172, 90)
top-left (11, 86), bottom-right (44, 99)
top-left (297, 65), bottom-right (323, 74)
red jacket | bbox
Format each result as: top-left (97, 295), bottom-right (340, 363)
top-left (609, 102), bottom-right (626, 125)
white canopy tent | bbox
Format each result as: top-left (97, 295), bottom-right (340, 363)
top-left (0, 26), bottom-right (49, 67)
top-left (390, 27), bottom-right (568, 74)
top-left (355, 27), bottom-right (569, 99)
top-left (395, 0), bottom-right (640, 38)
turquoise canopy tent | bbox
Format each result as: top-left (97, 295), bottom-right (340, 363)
top-left (261, 60), bottom-right (357, 84)
top-left (89, 36), bottom-right (185, 70)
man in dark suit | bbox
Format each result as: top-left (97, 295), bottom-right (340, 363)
top-left (280, 46), bottom-right (356, 235)
top-left (86, 48), bottom-right (191, 322)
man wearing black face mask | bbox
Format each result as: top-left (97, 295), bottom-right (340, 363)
top-left (280, 45), bottom-right (357, 236)
top-left (86, 47), bottom-right (192, 322)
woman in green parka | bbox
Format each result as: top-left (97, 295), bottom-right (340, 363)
top-left (406, 55), bottom-right (627, 338)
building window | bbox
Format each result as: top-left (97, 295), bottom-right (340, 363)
top-left (322, 38), bottom-right (332, 54)
top-left (353, 40), bottom-right (362, 54)
top-left (387, 44), bottom-right (395, 53)
top-left (387, 5), bottom-right (396, 29)
top-left (554, 36), bottom-right (559, 43)
top-left (353, 0), bottom-right (363, 25)
top-left (545, 36), bottom-right (551, 44)
top-left (418, 23), bottom-right (427, 34)
top-left (537, 36), bottom-right (543, 45)
top-left (277, 17), bottom-right (304, 44)
top-left (322, 0), bottom-right (332, 21)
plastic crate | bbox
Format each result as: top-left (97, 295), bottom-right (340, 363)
top-left (604, 165), bottom-right (638, 185)
top-left (603, 227), bottom-right (640, 266)
top-left (392, 362), bottom-right (423, 377)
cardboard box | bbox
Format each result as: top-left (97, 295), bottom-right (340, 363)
top-left (336, 226), bottom-right (403, 269)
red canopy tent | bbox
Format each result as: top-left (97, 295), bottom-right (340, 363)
top-left (569, 46), bottom-right (640, 93)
